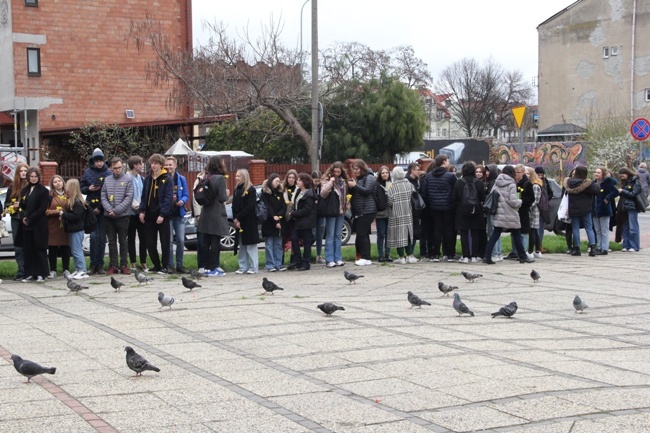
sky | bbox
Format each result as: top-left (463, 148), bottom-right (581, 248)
top-left (191, 0), bottom-right (575, 93)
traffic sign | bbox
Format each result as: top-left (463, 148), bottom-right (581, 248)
top-left (630, 118), bottom-right (650, 141)
top-left (512, 106), bottom-right (526, 129)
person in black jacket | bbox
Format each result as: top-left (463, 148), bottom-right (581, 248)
top-left (60, 179), bottom-right (89, 279)
top-left (261, 173), bottom-right (287, 272)
top-left (138, 153), bottom-right (174, 274)
top-left (348, 159), bottom-right (377, 266)
top-left (452, 162), bottom-right (486, 262)
top-left (422, 155), bottom-right (457, 262)
top-left (232, 169), bottom-right (260, 274)
top-left (565, 165), bottom-right (599, 256)
top-left (289, 173), bottom-right (317, 271)
top-left (18, 167), bottom-right (50, 282)
top-left (534, 166), bottom-right (553, 248)
top-left (616, 167), bottom-right (642, 252)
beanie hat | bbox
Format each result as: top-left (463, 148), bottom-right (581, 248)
top-left (91, 148), bottom-right (105, 162)
top-left (534, 166), bottom-right (545, 174)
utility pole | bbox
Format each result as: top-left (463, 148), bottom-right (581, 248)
top-left (310, 0), bottom-right (319, 172)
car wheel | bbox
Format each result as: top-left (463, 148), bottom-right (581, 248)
top-left (341, 219), bottom-right (351, 246)
top-left (220, 222), bottom-right (237, 251)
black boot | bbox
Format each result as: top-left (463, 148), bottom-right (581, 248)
top-left (588, 244), bottom-right (596, 257)
top-left (571, 247), bottom-right (581, 256)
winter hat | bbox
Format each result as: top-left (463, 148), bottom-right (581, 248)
top-left (534, 166), bottom-right (545, 174)
top-left (91, 148), bottom-right (105, 162)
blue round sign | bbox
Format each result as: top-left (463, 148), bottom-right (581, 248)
top-left (631, 118), bottom-right (650, 141)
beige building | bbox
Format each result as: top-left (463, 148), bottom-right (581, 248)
top-left (537, 0), bottom-right (650, 131)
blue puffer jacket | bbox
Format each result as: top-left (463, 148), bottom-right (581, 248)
top-left (422, 167), bottom-right (456, 211)
top-left (170, 171), bottom-right (189, 218)
top-left (593, 176), bottom-right (618, 217)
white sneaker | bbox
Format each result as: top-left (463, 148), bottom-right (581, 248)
top-left (394, 257), bottom-right (406, 264)
top-left (496, 254), bottom-right (504, 262)
top-left (246, 270), bottom-right (256, 274)
top-left (407, 256), bottom-right (419, 264)
top-left (459, 257), bottom-right (469, 263)
top-left (621, 248), bottom-right (629, 252)
top-left (48, 271), bottom-right (57, 279)
top-left (534, 252), bottom-right (543, 258)
top-left (73, 272), bottom-right (89, 280)
top-left (526, 252), bottom-right (535, 260)
top-left (36, 276), bottom-right (45, 283)
top-left (336, 260), bottom-right (345, 266)
top-left (471, 257), bottom-right (479, 263)
top-left (235, 269), bottom-right (245, 274)
top-left (355, 259), bottom-right (371, 266)
top-left (327, 262), bottom-right (336, 268)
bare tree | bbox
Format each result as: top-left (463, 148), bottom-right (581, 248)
top-left (128, 16), bottom-right (313, 153)
top-left (389, 45), bottom-right (432, 89)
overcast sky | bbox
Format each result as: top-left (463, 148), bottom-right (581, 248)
top-left (192, 0), bottom-right (574, 91)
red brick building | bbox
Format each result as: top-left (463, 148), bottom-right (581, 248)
top-left (0, 0), bottom-right (192, 162)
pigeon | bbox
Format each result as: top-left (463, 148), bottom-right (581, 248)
top-left (491, 301), bottom-right (518, 318)
top-left (110, 276), bottom-right (125, 291)
top-left (438, 281), bottom-right (458, 296)
top-left (343, 271), bottom-right (364, 284)
top-left (11, 354), bottom-right (56, 383)
top-left (573, 295), bottom-right (588, 313)
top-left (189, 269), bottom-right (204, 280)
top-left (261, 277), bottom-right (284, 295)
top-left (67, 278), bottom-right (88, 292)
top-left (124, 346), bottom-right (160, 376)
top-left (134, 269), bottom-right (153, 285)
top-left (530, 269), bottom-right (540, 283)
top-left (453, 293), bottom-right (475, 316)
top-left (407, 291), bottom-right (431, 308)
top-left (158, 292), bottom-right (175, 309)
top-left (317, 302), bottom-right (345, 316)
top-left (461, 271), bottom-right (482, 283)
top-left (181, 276), bottom-right (201, 290)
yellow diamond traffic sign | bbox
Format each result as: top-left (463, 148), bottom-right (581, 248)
top-left (512, 106), bottom-right (526, 129)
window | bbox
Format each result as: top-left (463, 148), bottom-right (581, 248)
top-left (603, 47), bottom-right (610, 58)
top-left (27, 48), bottom-right (40, 76)
top-left (645, 89), bottom-right (650, 102)
top-left (611, 46), bottom-right (618, 56)
top-left (25, 0), bottom-right (38, 6)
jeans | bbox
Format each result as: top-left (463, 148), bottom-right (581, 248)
top-left (89, 211), bottom-right (106, 268)
top-left (375, 217), bottom-right (389, 259)
top-left (315, 216), bottom-right (325, 258)
top-left (168, 216), bottom-right (186, 269)
top-left (265, 235), bottom-right (283, 270)
top-left (105, 216), bottom-right (129, 267)
top-left (622, 210), bottom-right (640, 251)
top-left (537, 225), bottom-right (545, 248)
top-left (593, 216), bottom-right (610, 251)
top-left (486, 215), bottom-right (502, 257)
top-left (485, 227), bottom-right (526, 260)
top-left (237, 244), bottom-right (259, 272)
top-left (324, 215), bottom-right (344, 263)
top-left (291, 227), bottom-right (314, 269)
top-left (572, 213), bottom-right (596, 247)
top-left (354, 213), bottom-right (375, 260)
top-left (11, 218), bottom-right (25, 277)
top-left (128, 214), bottom-right (147, 265)
top-left (512, 232), bottom-right (528, 252)
top-left (69, 230), bottom-right (87, 272)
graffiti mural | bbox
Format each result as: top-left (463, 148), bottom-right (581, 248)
top-left (495, 142), bottom-right (585, 170)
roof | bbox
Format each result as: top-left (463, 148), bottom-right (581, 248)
top-left (537, 0), bottom-right (583, 29)
top-left (537, 123), bottom-right (586, 136)
top-left (164, 138), bottom-right (193, 156)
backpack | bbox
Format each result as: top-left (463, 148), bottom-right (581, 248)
top-left (255, 199), bottom-right (269, 224)
top-left (459, 178), bottom-right (479, 215)
top-left (482, 189), bottom-right (499, 215)
top-left (374, 184), bottom-right (388, 212)
top-left (83, 206), bottom-right (98, 234)
top-left (193, 175), bottom-right (215, 206)
top-left (537, 181), bottom-right (550, 212)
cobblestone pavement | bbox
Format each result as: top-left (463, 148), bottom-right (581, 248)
top-left (1, 250), bottom-right (650, 432)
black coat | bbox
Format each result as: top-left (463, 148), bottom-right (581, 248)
top-left (261, 184), bottom-right (287, 237)
top-left (516, 176), bottom-right (535, 234)
top-left (452, 175), bottom-right (486, 230)
top-left (422, 167), bottom-right (456, 211)
top-left (565, 178), bottom-right (599, 217)
top-left (290, 188), bottom-right (317, 230)
top-left (61, 199), bottom-right (85, 233)
top-left (232, 184), bottom-right (260, 245)
top-left (17, 183), bottom-right (49, 249)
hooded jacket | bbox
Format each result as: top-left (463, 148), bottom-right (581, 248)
top-left (80, 148), bottom-right (111, 212)
top-left (564, 177), bottom-right (599, 217)
top-left (593, 176), bottom-right (619, 217)
top-left (138, 168), bottom-right (173, 218)
top-left (637, 167), bottom-right (650, 195)
top-left (490, 173), bottom-right (522, 229)
top-left (422, 166), bottom-right (456, 211)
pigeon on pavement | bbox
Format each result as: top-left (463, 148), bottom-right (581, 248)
top-left (344, 271), bottom-right (364, 284)
top-left (491, 301), bottom-right (518, 318)
top-left (67, 278), bottom-right (88, 292)
top-left (11, 354), bottom-right (56, 383)
top-left (189, 269), bottom-right (204, 280)
top-left (181, 276), bottom-right (201, 290)
top-left (438, 281), bottom-right (458, 296)
top-left (317, 302), bottom-right (345, 316)
top-left (461, 271), bottom-right (482, 283)
top-left (530, 269), bottom-right (540, 283)
top-left (453, 293), bottom-right (475, 316)
top-left (134, 269), bottom-right (153, 285)
top-left (261, 277), bottom-right (284, 295)
top-left (158, 292), bottom-right (175, 309)
top-left (573, 295), bottom-right (588, 313)
top-left (110, 276), bottom-right (125, 291)
top-left (407, 291), bottom-right (431, 308)
top-left (124, 346), bottom-right (160, 376)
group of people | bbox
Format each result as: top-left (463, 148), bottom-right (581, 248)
top-left (7, 147), bottom-right (644, 281)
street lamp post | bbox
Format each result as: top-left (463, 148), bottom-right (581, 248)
top-left (299, 0), bottom-right (309, 61)
top-left (310, 0), bottom-right (319, 172)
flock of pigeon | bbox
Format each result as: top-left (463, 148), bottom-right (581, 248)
top-left (9, 265), bottom-right (589, 383)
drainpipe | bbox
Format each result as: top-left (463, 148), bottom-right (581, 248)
top-left (630, 0), bottom-right (637, 120)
